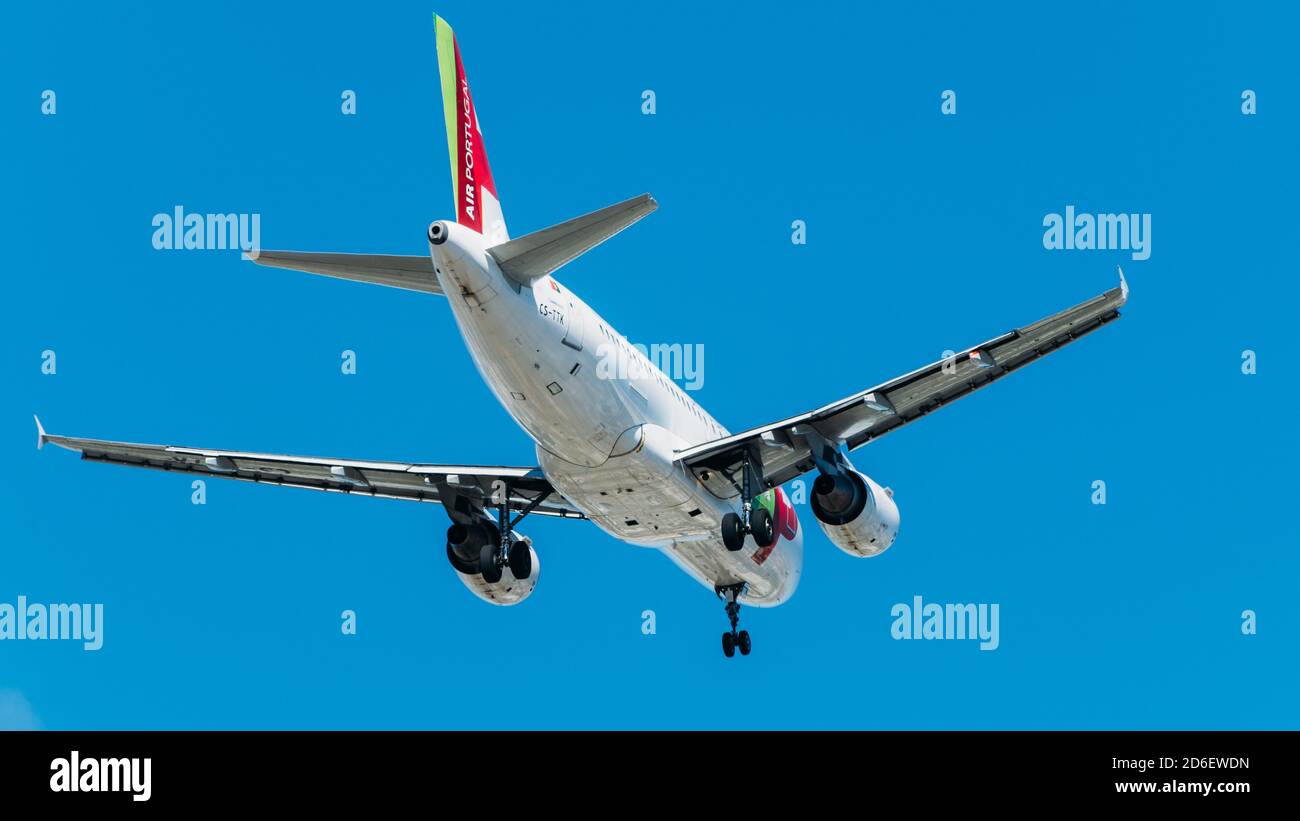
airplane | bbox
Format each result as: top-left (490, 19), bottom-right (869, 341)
top-left (34, 14), bottom-right (1129, 657)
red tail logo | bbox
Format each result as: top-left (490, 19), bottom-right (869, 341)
top-left (452, 45), bottom-right (496, 233)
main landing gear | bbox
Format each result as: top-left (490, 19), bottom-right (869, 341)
top-left (477, 485), bottom-right (547, 583)
top-left (478, 535), bottom-right (531, 583)
top-left (446, 484), bottom-right (550, 583)
top-left (720, 450), bottom-right (774, 553)
top-left (717, 583), bottom-right (752, 658)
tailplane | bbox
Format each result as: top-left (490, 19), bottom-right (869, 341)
top-left (488, 194), bottom-right (657, 284)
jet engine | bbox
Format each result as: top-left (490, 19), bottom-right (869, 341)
top-left (445, 521), bottom-right (540, 606)
top-left (810, 468), bottom-right (899, 557)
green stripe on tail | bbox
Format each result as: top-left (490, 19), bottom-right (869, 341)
top-left (434, 14), bottom-right (459, 216)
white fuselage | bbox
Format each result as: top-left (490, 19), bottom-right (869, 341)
top-left (429, 222), bottom-right (802, 606)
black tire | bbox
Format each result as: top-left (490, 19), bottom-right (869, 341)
top-left (507, 540), bottom-right (533, 580)
top-left (722, 632), bottom-right (736, 658)
top-left (721, 512), bottom-right (745, 552)
top-left (737, 630), bottom-right (752, 656)
top-left (750, 506), bottom-right (775, 548)
top-left (479, 543), bottom-right (502, 583)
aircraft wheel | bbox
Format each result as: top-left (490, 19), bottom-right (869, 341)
top-left (722, 632), bottom-right (736, 658)
top-left (737, 630), bottom-right (752, 656)
top-left (750, 506), bottom-right (775, 548)
top-left (721, 512), bottom-right (745, 552)
top-left (479, 543), bottom-right (502, 583)
top-left (507, 540), bottom-right (532, 580)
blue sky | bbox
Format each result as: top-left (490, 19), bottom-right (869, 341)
top-left (2, 1), bottom-right (1295, 729)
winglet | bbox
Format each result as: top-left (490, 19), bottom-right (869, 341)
top-left (1117, 266), bottom-right (1129, 302)
top-left (34, 414), bottom-right (47, 450)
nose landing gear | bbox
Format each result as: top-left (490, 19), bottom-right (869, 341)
top-left (717, 583), bottom-right (752, 658)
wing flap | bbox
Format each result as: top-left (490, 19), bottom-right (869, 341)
top-left (842, 282), bottom-right (1124, 449)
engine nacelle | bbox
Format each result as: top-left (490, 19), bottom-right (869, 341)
top-left (810, 469), bottom-right (899, 557)
top-left (446, 522), bottom-right (540, 606)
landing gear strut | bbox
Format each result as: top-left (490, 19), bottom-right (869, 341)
top-left (720, 449), bottom-right (775, 553)
top-left (474, 484), bottom-right (548, 583)
top-left (716, 583), bottom-right (752, 658)
top-left (478, 489), bottom-right (514, 583)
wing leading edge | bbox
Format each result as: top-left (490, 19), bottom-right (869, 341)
top-left (677, 271), bottom-right (1130, 491)
top-left (34, 419), bottom-right (585, 520)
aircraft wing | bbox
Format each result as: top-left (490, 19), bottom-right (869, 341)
top-left (675, 271), bottom-right (1129, 492)
top-left (34, 419), bottom-right (585, 520)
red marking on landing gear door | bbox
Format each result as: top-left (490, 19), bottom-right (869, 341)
top-left (777, 490), bottom-right (799, 541)
top-left (751, 488), bottom-right (798, 566)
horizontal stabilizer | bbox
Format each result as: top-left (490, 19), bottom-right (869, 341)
top-left (249, 251), bottom-right (444, 295)
top-left (488, 193), bottom-right (657, 283)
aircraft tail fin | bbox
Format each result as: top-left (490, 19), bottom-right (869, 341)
top-left (435, 15), bottom-right (508, 244)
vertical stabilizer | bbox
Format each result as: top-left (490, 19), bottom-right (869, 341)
top-left (435, 14), bottom-right (509, 244)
